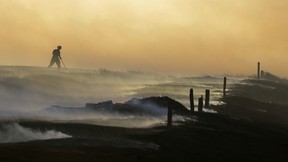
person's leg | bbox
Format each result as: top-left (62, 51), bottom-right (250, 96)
top-left (56, 59), bottom-right (61, 69)
top-left (48, 59), bottom-right (55, 68)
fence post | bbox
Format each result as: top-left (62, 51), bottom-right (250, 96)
top-left (167, 106), bottom-right (172, 128)
top-left (205, 89), bottom-right (210, 108)
top-left (198, 95), bottom-right (203, 112)
top-left (257, 62), bottom-right (260, 79)
top-left (223, 77), bottom-right (227, 98)
top-left (190, 88), bottom-right (194, 112)
top-left (261, 70), bottom-right (264, 78)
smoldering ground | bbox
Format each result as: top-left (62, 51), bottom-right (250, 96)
top-left (0, 66), bottom-right (190, 129)
top-left (0, 66), bottom-right (240, 144)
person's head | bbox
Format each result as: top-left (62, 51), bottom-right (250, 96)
top-left (57, 46), bottom-right (62, 50)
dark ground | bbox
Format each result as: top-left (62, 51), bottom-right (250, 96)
top-left (1, 78), bottom-right (288, 162)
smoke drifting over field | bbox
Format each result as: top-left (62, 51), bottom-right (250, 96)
top-left (0, 123), bottom-right (71, 143)
top-left (0, 66), bottom-right (162, 112)
top-left (0, 66), bottom-right (242, 143)
top-left (0, 66), bottom-right (237, 112)
top-left (0, 66), bottom-right (180, 128)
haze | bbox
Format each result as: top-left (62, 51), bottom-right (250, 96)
top-left (1, 0), bottom-right (288, 76)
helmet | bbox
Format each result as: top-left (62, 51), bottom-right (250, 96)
top-left (57, 46), bottom-right (62, 49)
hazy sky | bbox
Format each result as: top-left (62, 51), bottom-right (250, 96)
top-left (1, 0), bottom-right (288, 76)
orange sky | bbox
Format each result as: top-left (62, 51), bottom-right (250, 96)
top-left (0, 0), bottom-right (288, 76)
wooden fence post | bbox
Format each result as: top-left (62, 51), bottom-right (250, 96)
top-left (205, 89), bottom-right (210, 108)
top-left (198, 95), bottom-right (203, 112)
top-left (261, 70), bottom-right (264, 78)
top-left (223, 77), bottom-right (227, 98)
top-left (190, 88), bottom-right (194, 112)
top-left (257, 62), bottom-right (260, 79)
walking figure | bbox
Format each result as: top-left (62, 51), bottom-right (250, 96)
top-left (48, 46), bottom-right (62, 69)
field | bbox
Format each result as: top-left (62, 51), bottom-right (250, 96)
top-left (0, 66), bottom-right (287, 161)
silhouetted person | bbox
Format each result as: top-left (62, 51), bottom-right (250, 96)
top-left (48, 46), bottom-right (62, 69)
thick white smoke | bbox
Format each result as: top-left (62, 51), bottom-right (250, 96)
top-left (0, 123), bottom-right (71, 143)
top-left (0, 66), bottom-right (167, 112)
top-left (0, 66), bottom-right (241, 129)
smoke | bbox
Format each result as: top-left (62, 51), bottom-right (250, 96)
top-left (125, 98), bottom-right (168, 115)
top-left (0, 66), bottom-right (165, 112)
top-left (0, 66), bottom-right (240, 129)
top-left (0, 66), bottom-right (177, 128)
top-left (0, 123), bottom-right (71, 143)
top-left (1, 1), bottom-right (288, 75)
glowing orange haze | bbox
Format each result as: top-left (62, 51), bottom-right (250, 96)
top-left (0, 0), bottom-right (288, 76)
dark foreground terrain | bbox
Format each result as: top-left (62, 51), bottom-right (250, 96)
top-left (1, 77), bottom-right (288, 162)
